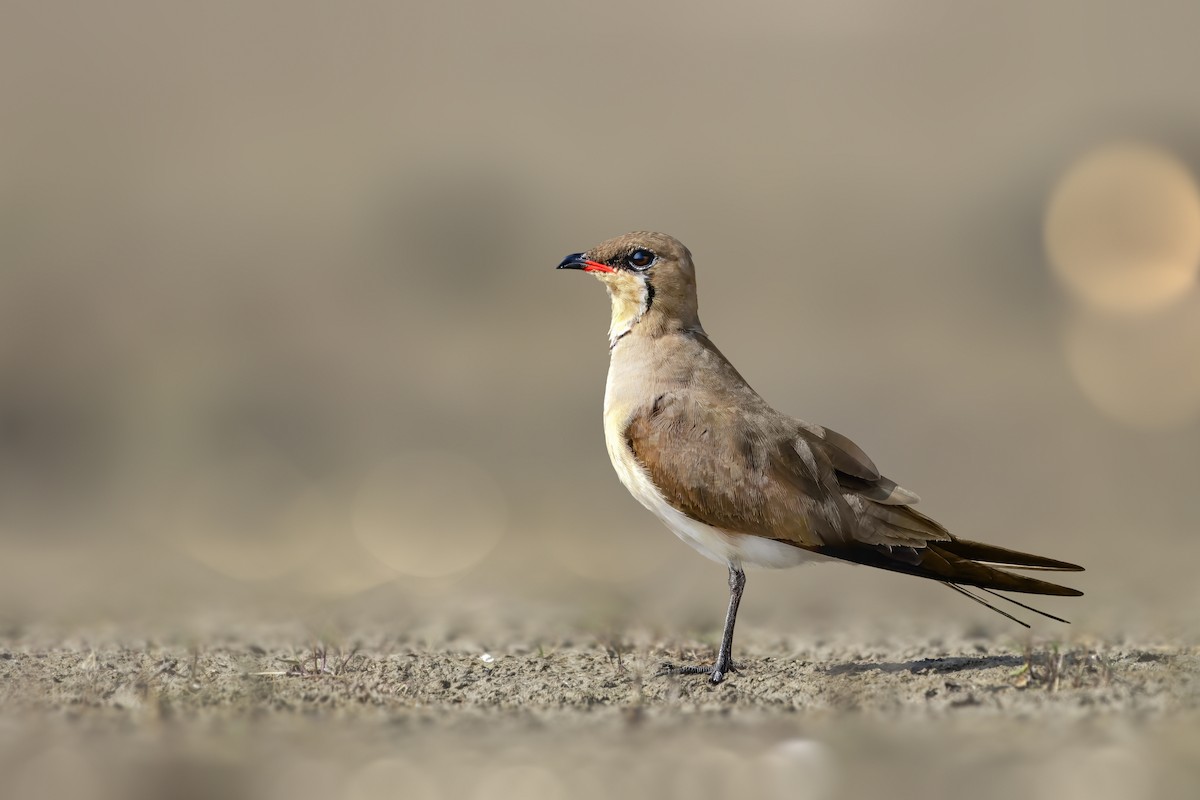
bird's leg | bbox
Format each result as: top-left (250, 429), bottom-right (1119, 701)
top-left (658, 565), bottom-right (746, 685)
top-left (711, 565), bottom-right (746, 681)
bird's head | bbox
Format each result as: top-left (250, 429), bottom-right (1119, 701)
top-left (556, 231), bottom-right (701, 347)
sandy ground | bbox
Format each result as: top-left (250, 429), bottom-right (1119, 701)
top-left (1, 623), bottom-right (1197, 800)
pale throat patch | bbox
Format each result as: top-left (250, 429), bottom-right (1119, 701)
top-left (605, 274), bottom-right (653, 348)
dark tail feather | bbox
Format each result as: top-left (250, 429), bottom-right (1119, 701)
top-left (942, 583), bottom-right (1031, 628)
top-left (811, 539), bottom-right (1083, 598)
top-left (922, 545), bottom-right (1083, 596)
top-left (976, 586), bottom-right (1071, 624)
top-left (807, 535), bottom-right (1082, 626)
top-left (937, 538), bottom-right (1084, 572)
top-left (941, 582), bottom-right (1073, 627)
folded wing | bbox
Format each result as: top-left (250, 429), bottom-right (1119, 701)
top-left (624, 392), bottom-right (1083, 615)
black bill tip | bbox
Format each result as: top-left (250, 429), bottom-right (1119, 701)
top-left (556, 252), bottom-right (588, 270)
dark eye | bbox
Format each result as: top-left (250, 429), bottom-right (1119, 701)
top-left (626, 249), bottom-right (656, 270)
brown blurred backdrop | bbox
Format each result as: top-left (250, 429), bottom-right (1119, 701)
top-left (2, 0), bottom-right (1200, 638)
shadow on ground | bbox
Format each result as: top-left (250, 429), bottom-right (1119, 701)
top-left (826, 654), bottom-right (1026, 676)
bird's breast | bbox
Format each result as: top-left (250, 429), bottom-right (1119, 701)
top-left (602, 404), bottom-right (733, 565)
top-left (602, 360), bottom-right (728, 563)
top-left (602, 368), bottom-right (821, 570)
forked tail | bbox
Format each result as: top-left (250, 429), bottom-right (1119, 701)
top-left (813, 537), bottom-right (1084, 628)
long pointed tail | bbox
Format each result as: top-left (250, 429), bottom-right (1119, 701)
top-left (935, 538), bottom-right (1084, 573)
top-left (922, 541), bottom-right (1083, 596)
top-left (811, 536), bottom-right (1083, 626)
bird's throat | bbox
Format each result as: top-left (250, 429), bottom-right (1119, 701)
top-left (607, 276), bottom-right (654, 349)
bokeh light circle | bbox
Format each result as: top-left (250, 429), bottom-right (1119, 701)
top-left (762, 739), bottom-right (837, 800)
top-left (343, 758), bottom-right (439, 800)
top-left (352, 451), bottom-right (506, 579)
top-left (471, 765), bottom-right (565, 800)
top-left (1064, 297), bottom-right (1200, 429)
top-left (538, 499), bottom-right (670, 584)
top-left (672, 745), bottom-right (755, 800)
top-left (169, 450), bottom-right (330, 581)
top-left (1045, 143), bottom-right (1200, 314)
top-left (290, 536), bottom-right (399, 598)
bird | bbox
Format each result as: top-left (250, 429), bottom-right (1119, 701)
top-left (556, 231), bottom-right (1084, 684)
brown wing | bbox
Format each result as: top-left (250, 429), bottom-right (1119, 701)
top-left (625, 392), bottom-right (1083, 609)
top-left (797, 424), bottom-right (1084, 596)
top-left (800, 422), bottom-right (880, 480)
top-left (623, 392), bottom-right (854, 546)
top-left (795, 424), bottom-right (945, 548)
top-left (801, 423), bottom-right (920, 504)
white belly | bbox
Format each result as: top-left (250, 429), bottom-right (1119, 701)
top-left (603, 416), bottom-right (828, 569)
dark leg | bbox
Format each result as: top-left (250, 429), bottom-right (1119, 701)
top-left (658, 565), bottom-right (746, 684)
top-left (712, 565), bottom-right (746, 681)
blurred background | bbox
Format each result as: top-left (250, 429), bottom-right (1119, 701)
top-left (3, 0), bottom-right (1200, 642)
top-left (6, 3), bottom-right (1200, 799)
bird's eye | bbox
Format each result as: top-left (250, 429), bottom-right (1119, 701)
top-left (626, 249), bottom-right (656, 270)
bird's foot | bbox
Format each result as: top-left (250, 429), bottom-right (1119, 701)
top-left (657, 659), bottom-right (740, 685)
